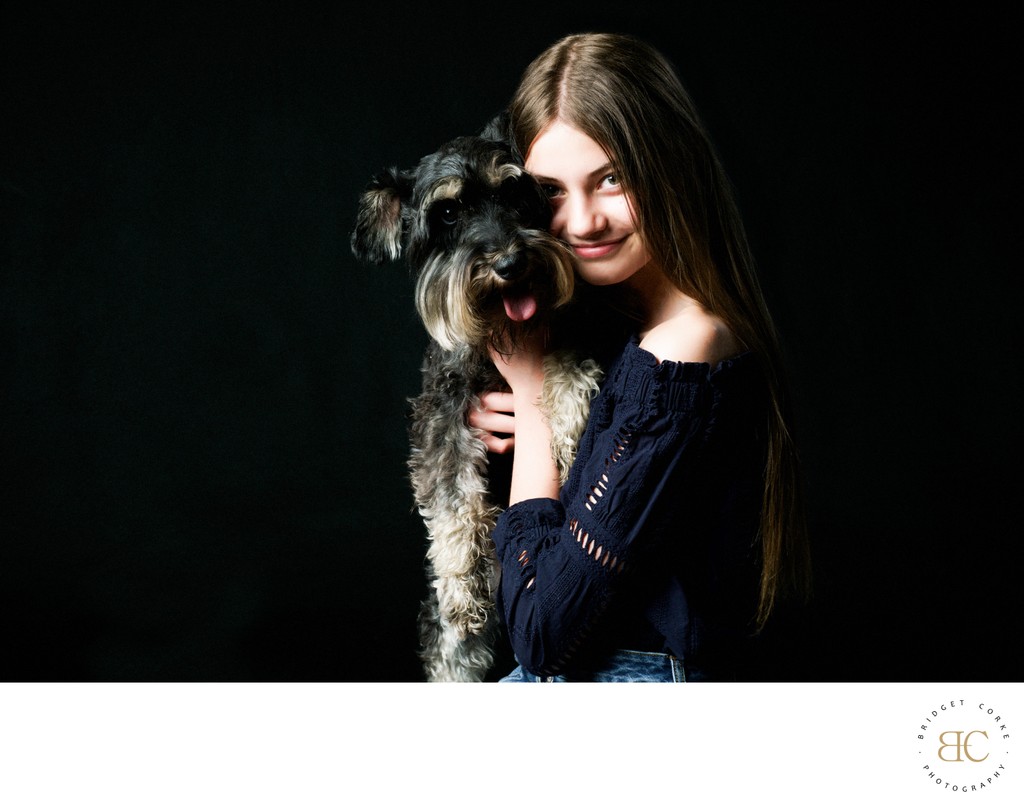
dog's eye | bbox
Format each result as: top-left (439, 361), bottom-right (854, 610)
top-left (432, 199), bottom-right (461, 227)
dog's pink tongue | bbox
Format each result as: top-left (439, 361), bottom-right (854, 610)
top-left (503, 291), bottom-right (538, 322)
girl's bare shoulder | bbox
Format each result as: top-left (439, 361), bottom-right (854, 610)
top-left (639, 306), bottom-right (740, 366)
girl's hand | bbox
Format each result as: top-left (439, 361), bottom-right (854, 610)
top-left (485, 329), bottom-right (560, 503)
top-left (468, 391), bottom-right (516, 454)
top-left (467, 330), bottom-right (549, 456)
top-left (489, 329), bottom-right (548, 393)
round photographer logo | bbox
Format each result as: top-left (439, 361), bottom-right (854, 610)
top-left (916, 698), bottom-right (1012, 793)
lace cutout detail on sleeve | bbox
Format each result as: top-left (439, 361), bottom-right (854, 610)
top-left (518, 548), bottom-right (536, 589)
top-left (584, 427), bottom-right (631, 511)
top-left (569, 518), bottom-right (626, 574)
top-left (572, 426), bottom-right (634, 571)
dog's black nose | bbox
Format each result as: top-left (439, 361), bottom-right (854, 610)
top-left (493, 253), bottom-right (525, 281)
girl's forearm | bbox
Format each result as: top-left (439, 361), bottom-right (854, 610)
top-left (508, 387), bottom-right (561, 505)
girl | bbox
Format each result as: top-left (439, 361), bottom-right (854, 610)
top-left (469, 32), bottom-right (811, 681)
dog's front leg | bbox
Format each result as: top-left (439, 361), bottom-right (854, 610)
top-left (409, 344), bottom-right (501, 682)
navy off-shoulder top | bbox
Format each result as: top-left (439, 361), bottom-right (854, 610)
top-left (491, 336), bottom-right (768, 679)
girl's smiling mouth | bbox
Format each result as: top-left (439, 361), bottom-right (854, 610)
top-left (570, 237), bottom-right (626, 259)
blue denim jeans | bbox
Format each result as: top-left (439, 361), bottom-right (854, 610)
top-left (499, 649), bottom-right (687, 682)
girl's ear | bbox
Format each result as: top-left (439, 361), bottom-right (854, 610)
top-left (350, 167), bottom-right (415, 264)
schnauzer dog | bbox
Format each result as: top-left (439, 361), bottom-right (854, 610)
top-left (350, 116), bottom-right (604, 681)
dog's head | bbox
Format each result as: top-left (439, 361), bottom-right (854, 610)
top-left (351, 115), bottom-right (576, 353)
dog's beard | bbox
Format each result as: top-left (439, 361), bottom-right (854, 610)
top-left (521, 230), bottom-right (576, 308)
top-left (415, 245), bottom-right (484, 352)
top-left (415, 234), bottom-right (577, 354)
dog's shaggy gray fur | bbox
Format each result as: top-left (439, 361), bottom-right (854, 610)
top-left (351, 119), bottom-right (602, 681)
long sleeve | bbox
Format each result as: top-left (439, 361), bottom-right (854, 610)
top-left (491, 340), bottom-right (761, 676)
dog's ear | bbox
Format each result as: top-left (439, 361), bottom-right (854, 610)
top-left (480, 110), bottom-right (510, 144)
top-left (350, 167), bottom-right (414, 264)
top-left (480, 110), bottom-right (524, 165)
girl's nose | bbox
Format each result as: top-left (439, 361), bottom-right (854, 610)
top-left (558, 194), bottom-right (608, 241)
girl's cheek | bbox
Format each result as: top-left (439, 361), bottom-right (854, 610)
top-left (548, 208), bottom-right (567, 237)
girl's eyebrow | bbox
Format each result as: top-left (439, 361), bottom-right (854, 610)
top-left (530, 162), bottom-right (615, 185)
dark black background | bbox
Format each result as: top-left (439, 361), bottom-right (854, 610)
top-left (2, 3), bottom-right (1018, 682)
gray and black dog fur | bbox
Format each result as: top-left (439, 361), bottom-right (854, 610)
top-left (351, 115), bottom-right (604, 681)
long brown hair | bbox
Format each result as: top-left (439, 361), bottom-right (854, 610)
top-left (508, 32), bottom-right (811, 627)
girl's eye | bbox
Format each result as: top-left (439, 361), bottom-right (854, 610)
top-left (600, 173), bottom-right (619, 188)
top-left (540, 184), bottom-right (561, 199)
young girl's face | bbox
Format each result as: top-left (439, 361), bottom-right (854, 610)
top-left (526, 120), bottom-right (652, 287)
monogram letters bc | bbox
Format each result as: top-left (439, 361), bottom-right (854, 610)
top-left (937, 730), bottom-right (989, 763)
top-left (917, 699), bottom-right (1012, 794)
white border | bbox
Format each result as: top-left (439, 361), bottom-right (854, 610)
top-left (1, 683), bottom-right (1020, 804)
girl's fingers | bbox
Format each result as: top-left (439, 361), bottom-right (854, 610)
top-left (469, 390), bottom-right (516, 453)
top-left (477, 390), bottom-right (515, 414)
top-left (467, 407), bottom-right (515, 434)
top-left (480, 433), bottom-right (515, 455)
